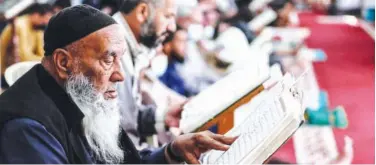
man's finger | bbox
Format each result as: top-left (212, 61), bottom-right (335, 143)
top-left (211, 134), bottom-right (238, 145)
top-left (198, 146), bottom-right (210, 154)
top-left (196, 135), bottom-right (230, 151)
top-left (185, 153), bottom-right (200, 164)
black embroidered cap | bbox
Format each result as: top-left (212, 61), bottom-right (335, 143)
top-left (44, 4), bottom-right (117, 56)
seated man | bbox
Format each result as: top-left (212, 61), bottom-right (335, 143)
top-left (195, 1), bottom-right (251, 75)
top-left (173, 1), bottom-right (220, 95)
top-left (159, 29), bottom-right (194, 97)
top-left (226, 0), bottom-right (257, 44)
top-left (113, 0), bottom-right (190, 149)
top-left (0, 3), bottom-right (53, 71)
top-left (0, 5), bottom-right (236, 164)
top-left (0, 3), bottom-right (53, 87)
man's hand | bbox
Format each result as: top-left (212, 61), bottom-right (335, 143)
top-left (169, 131), bottom-right (237, 164)
top-left (164, 100), bottom-right (187, 128)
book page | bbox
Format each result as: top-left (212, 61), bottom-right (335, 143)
top-left (183, 69), bottom-right (261, 113)
top-left (293, 126), bottom-right (339, 164)
top-left (203, 95), bottom-right (286, 164)
top-left (180, 68), bottom-right (268, 132)
top-left (202, 73), bottom-right (305, 164)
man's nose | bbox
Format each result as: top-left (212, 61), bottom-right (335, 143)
top-left (110, 62), bottom-right (125, 82)
top-left (110, 71), bottom-right (124, 83)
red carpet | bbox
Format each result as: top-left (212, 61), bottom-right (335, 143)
top-left (273, 13), bottom-right (375, 164)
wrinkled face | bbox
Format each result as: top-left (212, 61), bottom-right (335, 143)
top-left (51, 24), bottom-right (127, 163)
top-left (66, 25), bottom-right (126, 100)
top-left (171, 30), bottom-right (188, 60)
top-left (140, 0), bottom-right (177, 48)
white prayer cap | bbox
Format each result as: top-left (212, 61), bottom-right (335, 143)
top-left (216, 0), bottom-right (238, 13)
top-left (249, 0), bottom-right (273, 12)
top-left (215, 27), bottom-right (250, 64)
top-left (216, 0), bottom-right (230, 12)
top-left (176, 0), bottom-right (198, 17)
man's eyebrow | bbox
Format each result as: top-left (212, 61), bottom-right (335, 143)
top-left (103, 50), bottom-right (117, 57)
top-left (103, 47), bottom-right (127, 57)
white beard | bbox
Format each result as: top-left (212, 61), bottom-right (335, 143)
top-left (65, 74), bottom-right (124, 164)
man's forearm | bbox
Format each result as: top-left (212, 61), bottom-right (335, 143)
top-left (139, 143), bottom-right (182, 164)
top-left (137, 101), bottom-right (169, 137)
top-left (137, 106), bottom-right (158, 136)
top-left (139, 145), bottom-right (169, 164)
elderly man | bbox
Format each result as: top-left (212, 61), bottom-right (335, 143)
top-left (112, 0), bottom-right (182, 148)
top-left (0, 5), bottom-right (236, 164)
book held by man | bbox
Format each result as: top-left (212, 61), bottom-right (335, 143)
top-left (179, 66), bottom-right (270, 134)
top-left (199, 73), bottom-right (305, 164)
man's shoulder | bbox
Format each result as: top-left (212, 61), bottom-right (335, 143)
top-left (0, 118), bottom-right (52, 142)
top-left (0, 118), bottom-right (70, 164)
top-left (2, 118), bottom-right (46, 132)
top-left (0, 118), bottom-right (64, 151)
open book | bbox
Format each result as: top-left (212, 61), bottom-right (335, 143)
top-left (179, 67), bottom-right (270, 134)
top-left (200, 73), bottom-right (305, 164)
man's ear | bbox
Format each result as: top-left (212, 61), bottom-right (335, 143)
top-left (52, 48), bottom-right (74, 81)
top-left (135, 2), bottom-right (149, 23)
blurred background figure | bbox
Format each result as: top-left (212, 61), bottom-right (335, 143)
top-left (172, 0), bottom-right (220, 95)
top-left (82, 0), bottom-right (120, 15)
top-left (268, 0), bottom-right (296, 27)
top-left (159, 28), bottom-right (193, 97)
top-left (113, 0), bottom-right (184, 150)
top-left (226, 0), bottom-right (257, 43)
top-left (328, 0), bottom-right (362, 16)
top-left (52, 0), bottom-right (72, 13)
top-left (174, 0), bottom-right (252, 95)
top-left (0, 3), bottom-right (53, 88)
top-left (175, 0), bottom-right (203, 30)
top-left (65, 0), bottom-right (120, 15)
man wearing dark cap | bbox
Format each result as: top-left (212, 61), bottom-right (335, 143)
top-left (113, 0), bottom-right (182, 149)
top-left (0, 5), bottom-right (236, 164)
